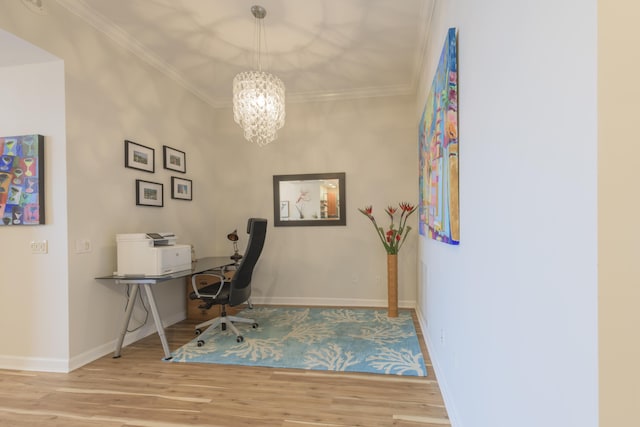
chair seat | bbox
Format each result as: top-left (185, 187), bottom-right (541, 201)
top-left (189, 282), bottom-right (231, 307)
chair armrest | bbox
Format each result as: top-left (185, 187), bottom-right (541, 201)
top-left (191, 272), bottom-right (226, 299)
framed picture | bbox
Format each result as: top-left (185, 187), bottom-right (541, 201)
top-left (0, 134), bottom-right (45, 226)
top-left (163, 145), bottom-right (186, 173)
top-left (273, 172), bottom-right (346, 227)
top-left (125, 140), bottom-right (155, 173)
top-left (171, 176), bottom-right (192, 201)
top-left (136, 179), bottom-right (163, 207)
top-left (280, 201), bottom-right (289, 218)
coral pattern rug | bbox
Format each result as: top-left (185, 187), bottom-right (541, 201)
top-left (170, 307), bottom-right (426, 377)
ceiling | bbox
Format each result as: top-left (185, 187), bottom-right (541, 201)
top-left (56, 0), bottom-right (434, 108)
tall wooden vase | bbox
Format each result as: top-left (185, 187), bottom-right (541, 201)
top-left (387, 253), bottom-right (398, 317)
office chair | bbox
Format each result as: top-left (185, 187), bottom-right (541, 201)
top-left (189, 218), bottom-right (267, 344)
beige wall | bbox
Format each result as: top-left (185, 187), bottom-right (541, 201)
top-left (0, 1), bottom-right (419, 370)
top-left (598, 1), bottom-right (640, 425)
top-left (207, 95), bottom-right (419, 307)
top-left (0, 0), bottom-right (219, 369)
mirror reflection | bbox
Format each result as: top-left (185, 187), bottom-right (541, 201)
top-left (273, 173), bottom-right (346, 227)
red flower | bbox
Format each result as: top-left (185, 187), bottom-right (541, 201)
top-left (399, 202), bottom-right (415, 212)
top-left (359, 202), bottom-right (417, 254)
top-left (358, 206), bottom-right (375, 220)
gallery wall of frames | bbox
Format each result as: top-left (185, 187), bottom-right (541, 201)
top-left (124, 139), bottom-right (192, 207)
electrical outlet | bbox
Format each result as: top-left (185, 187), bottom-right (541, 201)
top-left (30, 240), bottom-right (48, 254)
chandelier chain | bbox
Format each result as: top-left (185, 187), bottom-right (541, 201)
top-left (254, 11), bottom-right (262, 71)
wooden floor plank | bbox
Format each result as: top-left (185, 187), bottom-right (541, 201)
top-left (0, 309), bottom-right (449, 426)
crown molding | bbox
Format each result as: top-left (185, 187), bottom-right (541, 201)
top-left (411, 0), bottom-right (436, 92)
top-left (57, 0), bottom-right (420, 108)
top-left (207, 83), bottom-right (416, 109)
top-left (56, 0), bottom-right (217, 107)
top-left (287, 84), bottom-right (416, 104)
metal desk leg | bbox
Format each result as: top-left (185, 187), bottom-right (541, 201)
top-left (113, 284), bottom-right (139, 358)
top-left (142, 283), bottom-right (173, 360)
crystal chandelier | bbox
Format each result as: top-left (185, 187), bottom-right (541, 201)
top-left (233, 5), bottom-right (286, 147)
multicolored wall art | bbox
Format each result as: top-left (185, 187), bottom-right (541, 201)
top-left (419, 28), bottom-right (459, 245)
top-left (0, 134), bottom-right (45, 226)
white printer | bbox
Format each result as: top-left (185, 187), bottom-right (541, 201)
top-left (115, 233), bottom-right (192, 276)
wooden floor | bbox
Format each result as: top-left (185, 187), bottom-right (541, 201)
top-left (0, 310), bottom-right (449, 427)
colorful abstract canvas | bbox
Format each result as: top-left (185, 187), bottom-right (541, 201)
top-left (0, 134), bottom-right (45, 226)
top-left (419, 28), bottom-right (459, 245)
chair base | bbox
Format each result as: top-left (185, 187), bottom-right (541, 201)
top-left (195, 312), bottom-right (258, 344)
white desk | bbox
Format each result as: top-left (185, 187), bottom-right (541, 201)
top-left (96, 256), bottom-right (235, 360)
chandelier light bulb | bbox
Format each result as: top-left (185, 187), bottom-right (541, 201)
top-left (232, 5), bottom-right (286, 147)
top-left (233, 70), bottom-right (285, 147)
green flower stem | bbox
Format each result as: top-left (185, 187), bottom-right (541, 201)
top-left (359, 204), bottom-right (416, 255)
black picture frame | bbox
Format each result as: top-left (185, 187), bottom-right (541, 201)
top-left (163, 145), bottom-right (186, 173)
top-left (273, 172), bottom-right (346, 227)
top-left (171, 176), bottom-right (192, 201)
top-left (125, 140), bottom-right (155, 173)
top-left (135, 179), bottom-right (163, 207)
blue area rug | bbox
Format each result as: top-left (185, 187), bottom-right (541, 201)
top-left (170, 307), bottom-right (427, 376)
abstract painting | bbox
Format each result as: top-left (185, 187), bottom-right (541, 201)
top-left (0, 134), bottom-right (45, 226)
top-left (419, 28), bottom-right (459, 245)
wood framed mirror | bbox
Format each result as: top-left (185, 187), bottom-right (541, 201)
top-left (273, 172), bottom-right (346, 227)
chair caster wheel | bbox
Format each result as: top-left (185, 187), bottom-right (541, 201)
top-left (236, 336), bottom-right (244, 343)
top-left (252, 323), bottom-right (259, 328)
top-left (197, 340), bottom-right (205, 347)
top-left (194, 328), bottom-right (202, 336)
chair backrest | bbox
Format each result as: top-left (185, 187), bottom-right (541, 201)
top-left (228, 218), bottom-right (267, 306)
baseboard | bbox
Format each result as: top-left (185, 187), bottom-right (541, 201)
top-left (414, 307), bottom-right (461, 427)
top-left (0, 354), bottom-right (70, 373)
top-left (68, 310), bottom-right (187, 371)
top-left (249, 295), bottom-right (416, 309)
top-left (1, 311), bottom-right (186, 373)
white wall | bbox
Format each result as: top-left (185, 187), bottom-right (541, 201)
top-left (0, 33), bottom-right (68, 371)
top-left (0, 4), bottom-right (611, 424)
top-left (417, 1), bottom-right (598, 426)
top-left (0, 1), bottom-right (219, 370)
top-left (207, 95), bottom-right (419, 308)
top-left (0, 2), bottom-right (420, 371)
